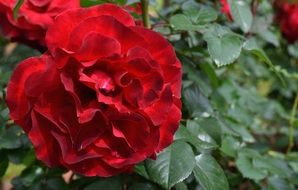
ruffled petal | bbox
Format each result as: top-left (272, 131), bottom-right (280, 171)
top-left (143, 85), bottom-right (173, 126)
top-left (6, 56), bottom-right (46, 121)
top-left (67, 15), bottom-right (143, 53)
top-left (75, 32), bottom-right (121, 62)
top-left (29, 111), bottom-right (61, 167)
top-left (46, 4), bottom-right (135, 50)
top-left (156, 104), bottom-right (181, 151)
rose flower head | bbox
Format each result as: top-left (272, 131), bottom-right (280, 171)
top-left (275, 1), bottom-right (298, 43)
top-left (6, 4), bottom-right (182, 177)
top-left (0, 0), bottom-right (80, 50)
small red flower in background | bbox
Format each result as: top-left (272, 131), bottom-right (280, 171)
top-left (124, 3), bottom-right (143, 26)
top-left (6, 4), bottom-right (182, 177)
top-left (220, 0), bottom-right (232, 20)
top-left (275, 1), bottom-right (298, 43)
top-left (0, 0), bottom-right (80, 50)
top-left (125, 3), bottom-right (142, 15)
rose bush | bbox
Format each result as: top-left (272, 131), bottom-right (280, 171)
top-left (0, 0), bottom-right (80, 50)
top-left (6, 4), bottom-right (182, 177)
top-left (275, 1), bottom-right (298, 43)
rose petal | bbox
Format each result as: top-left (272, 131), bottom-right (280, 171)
top-left (75, 32), bottom-right (121, 62)
top-left (28, 0), bottom-right (51, 7)
top-left (130, 27), bottom-right (182, 98)
top-left (67, 15), bottom-right (143, 53)
top-left (143, 85), bottom-right (173, 126)
top-left (156, 104), bottom-right (181, 151)
top-left (29, 111), bottom-right (61, 167)
top-left (6, 56), bottom-right (46, 121)
top-left (68, 157), bottom-right (132, 177)
top-left (110, 112), bottom-right (150, 151)
top-left (46, 4), bottom-right (135, 50)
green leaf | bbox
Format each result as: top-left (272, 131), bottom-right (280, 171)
top-left (258, 30), bottom-right (279, 47)
top-left (186, 120), bottom-right (218, 148)
top-left (199, 63), bottom-right (219, 88)
top-left (0, 126), bottom-right (22, 149)
top-left (253, 156), bottom-right (291, 178)
top-left (195, 7), bottom-right (218, 24)
top-left (182, 85), bottom-right (213, 117)
top-left (196, 117), bottom-right (222, 145)
top-left (182, 2), bottom-right (217, 24)
top-left (243, 38), bottom-right (285, 85)
top-left (183, 60), bottom-right (212, 96)
top-left (80, 0), bottom-right (105, 7)
top-left (134, 163), bottom-right (150, 180)
top-left (203, 31), bottom-right (242, 66)
top-left (0, 151), bottom-right (8, 177)
top-left (175, 124), bottom-right (218, 152)
top-left (235, 150), bottom-right (267, 181)
top-left (128, 183), bottom-right (158, 190)
top-left (220, 136), bottom-right (240, 157)
top-left (223, 118), bottom-right (255, 143)
top-left (228, 0), bottom-right (253, 33)
top-left (84, 176), bottom-right (123, 190)
top-left (175, 182), bottom-right (188, 190)
top-left (193, 154), bottom-right (229, 190)
top-left (288, 42), bottom-right (298, 58)
top-left (43, 178), bottom-right (68, 190)
top-left (13, 166), bottom-right (44, 187)
top-left (268, 177), bottom-right (292, 190)
top-left (13, 0), bottom-right (24, 19)
top-left (146, 141), bottom-right (196, 190)
top-left (170, 14), bottom-right (204, 31)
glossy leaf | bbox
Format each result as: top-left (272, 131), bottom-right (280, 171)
top-left (228, 0), bottom-right (253, 33)
top-left (193, 154), bottom-right (229, 190)
top-left (146, 141), bottom-right (196, 190)
top-left (203, 31), bottom-right (242, 66)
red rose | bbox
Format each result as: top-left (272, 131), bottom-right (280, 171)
top-left (6, 4), bottom-right (182, 177)
top-left (275, 2), bottom-right (298, 43)
top-left (220, 0), bottom-right (232, 20)
top-left (0, 0), bottom-right (80, 50)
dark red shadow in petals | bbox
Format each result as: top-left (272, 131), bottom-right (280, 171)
top-left (110, 112), bottom-right (150, 151)
top-left (29, 111), bottom-right (62, 167)
top-left (122, 79), bottom-right (143, 108)
top-left (51, 130), bottom-right (100, 165)
top-left (68, 157), bottom-right (132, 177)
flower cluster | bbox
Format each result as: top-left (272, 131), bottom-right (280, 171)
top-left (6, 4), bottom-right (182, 177)
top-left (275, 1), bottom-right (298, 43)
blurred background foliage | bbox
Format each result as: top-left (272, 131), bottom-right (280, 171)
top-left (0, 0), bottom-right (298, 189)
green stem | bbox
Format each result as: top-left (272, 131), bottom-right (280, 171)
top-left (140, 0), bottom-right (151, 28)
top-left (287, 93), bottom-right (298, 154)
top-left (13, 0), bottom-right (24, 20)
